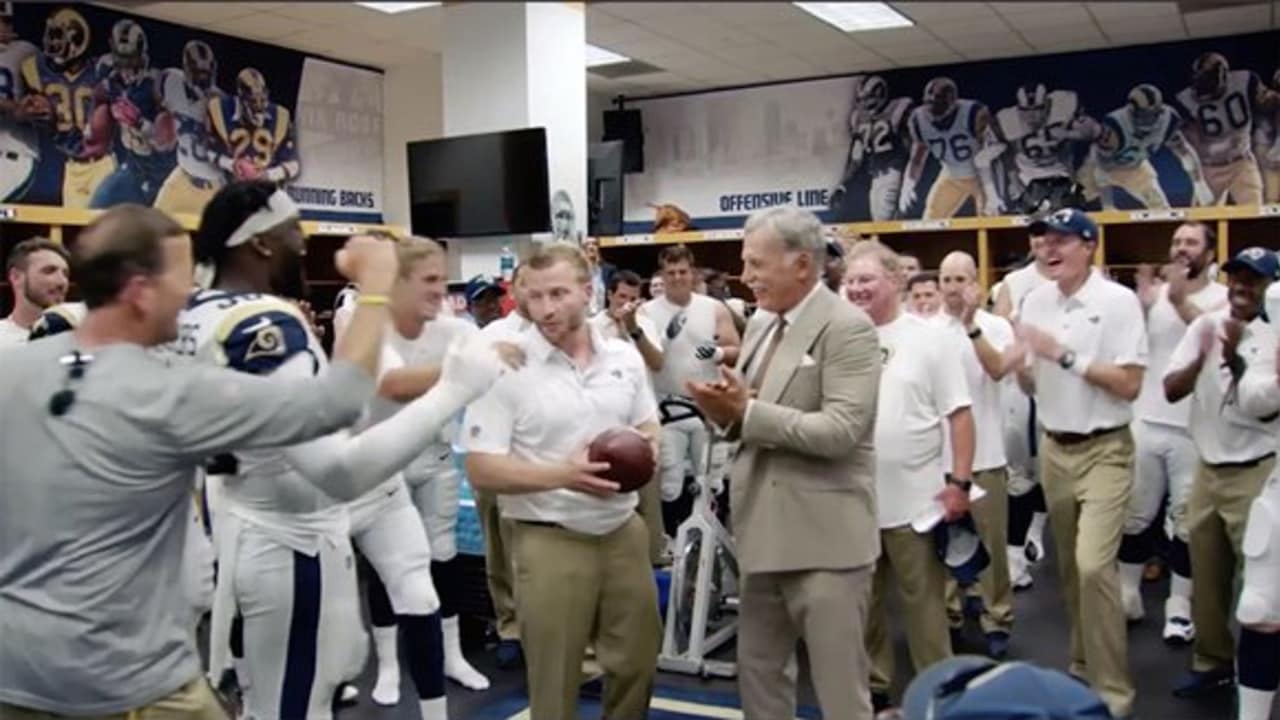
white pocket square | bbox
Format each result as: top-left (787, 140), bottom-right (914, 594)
top-left (800, 354), bottom-right (817, 367)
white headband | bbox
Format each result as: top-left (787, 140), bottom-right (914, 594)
top-left (225, 189), bottom-right (300, 248)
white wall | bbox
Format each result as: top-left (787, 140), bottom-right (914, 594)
top-left (381, 55), bottom-right (443, 231)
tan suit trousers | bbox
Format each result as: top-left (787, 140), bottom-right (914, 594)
top-left (475, 487), bottom-right (519, 640)
top-left (739, 565), bottom-right (874, 720)
top-left (0, 678), bottom-right (226, 720)
top-left (511, 514), bottom-right (660, 720)
top-left (867, 526), bottom-right (952, 695)
top-left (1188, 455), bottom-right (1276, 672)
top-left (1041, 429), bottom-right (1135, 718)
top-left (946, 467), bottom-right (1014, 634)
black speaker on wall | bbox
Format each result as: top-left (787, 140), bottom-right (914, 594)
top-left (603, 109), bottom-right (644, 174)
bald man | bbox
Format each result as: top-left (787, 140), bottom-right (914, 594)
top-left (937, 251), bottom-right (1020, 658)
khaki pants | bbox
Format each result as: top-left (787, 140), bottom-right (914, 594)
top-left (923, 171), bottom-right (984, 219)
top-left (739, 566), bottom-right (873, 720)
top-left (511, 514), bottom-right (660, 720)
top-left (946, 467), bottom-right (1014, 634)
top-left (475, 487), bottom-right (518, 640)
top-left (1099, 161), bottom-right (1168, 209)
top-left (1188, 456), bottom-right (1276, 672)
top-left (867, 526), bottom-right (952, 695)
top-left (1203, 158), bottom-right (1263, 205)
top-left (1041, 429), bottom-right (1135, 718)
top-left (0, 678), bottom-right (226, 720)
top-left (636, 477), bottom-right (667, 565)
top-left (1262, 166), bottom-right (1280, 204)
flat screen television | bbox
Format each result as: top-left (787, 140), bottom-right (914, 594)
top-left (588, 141), bottom-right (624, 237)
top-left (407, 128), bottom-right (551, 237)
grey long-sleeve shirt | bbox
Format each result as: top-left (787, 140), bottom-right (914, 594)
top-left (0, 334), bottom-right (372, 715)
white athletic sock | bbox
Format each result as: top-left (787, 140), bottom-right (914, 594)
top-left (371, 626), bottom-right (401, 706)
top-left (1170, 572), bottom-right (1193, 602)
top-left (233, 657), bottom-right (252, 690)
top-left (419, 696), bottom-right (448, 720)
top-left (1028, 512), bottom-right (1047, 542)
top-left (1119, 562), bottom-right (1144, 594)
top-left (443, 616), bottom-right (490, 690)
top-left (1238, 686), bottom-right (1276, 720)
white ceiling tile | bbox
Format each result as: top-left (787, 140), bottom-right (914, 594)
top-left (853, 26), bottom-right (940, 49)
top-left (1100, 15), bottom-right (1186, 35)
top-left (894, 2), bottom-right (996, 21)
top-left (1086, 2), bottom-right (1179, 20)
top-left (945, 32), bottom-right (1032, 52)
top-left (1004, 9), bottom-right (1095, 30)
top-left (891, 48), bottom-right (964, 67)
top-left (273, 3), bottom-right (375, 25)
top-left (602, 32), bottom-right (695, 59)
top-left (927, 18), bottom-right (1016, 38)
top-left (656, 23), bottom-right (765, 49)
top-left (1185, 3), bottom-right (1273, 37)
top-left (114, 1), bottom-right (259, 24)
top-left (760, 57), bottom-right (823, 81)
top-left (276, 26), bottom-right (360, 54)
top-left (1031, 35), bottom-right (1111, 54)
top-left (593, 2), bottom-right (693, 22)
top-left (207, 12), bottom-right (321, 42)
top-left (995, 2), bottom-right (1080, 16)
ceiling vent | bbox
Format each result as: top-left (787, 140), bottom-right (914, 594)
top-left (589, 60), bottom-right (666, 78)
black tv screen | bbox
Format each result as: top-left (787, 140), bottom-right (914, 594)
top-left (407, 128), bottom-right (551, 237)
top-left (588, 141), bottom-right (624, 237)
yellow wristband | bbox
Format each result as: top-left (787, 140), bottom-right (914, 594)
top-left (356, 294), bottom-right (390, 306)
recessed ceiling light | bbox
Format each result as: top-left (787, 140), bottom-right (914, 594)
top-left (354, 2), bottom-right (441, 14)
top-left (586, 44), bottom-right (630, 68)
top-left (793, 2), bottom-right (913, 32)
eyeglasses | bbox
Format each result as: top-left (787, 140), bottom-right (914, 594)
top-left (49, 350), bottom-right (93, 417)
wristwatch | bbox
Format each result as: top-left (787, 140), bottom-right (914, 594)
top-left (967, 326), bottom-right (983, 340)
top-left (1057, 350), bottom-right (1077, 370)
top-left (628, 327), bottom-right (645, 341)
top-left (946, 474), bottom-right (973, 492)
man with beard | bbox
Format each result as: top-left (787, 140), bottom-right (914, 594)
top-left (1, 238), bottom-right (69, 346)
top-left (1121, 222), bottom-right (1227, 639)
top-left (186, 180), bottom-right (512, 720)
top-left (462, 243), bottom-right (662, 720)
top-left (1164, 247), bottom-right (1278, 702)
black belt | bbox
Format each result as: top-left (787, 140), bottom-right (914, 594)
top-left (1045, 425), bottom-right (1124, 446)
top-left (1206, 452), bottom-right (1276, 471)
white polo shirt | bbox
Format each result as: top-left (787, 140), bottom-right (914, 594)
top-left (459, 324), bottom-right (659, 536)
top-left (0, 318), bottom-right (29, 347)
top-left (1002, 262), bottom-right (1053, 319)
top-left (1267, 282), bottom-right (1280, 324)
top-left (1020, 271), bottom-right (1148, 434)
top-left (480, 311), bottom-right (531, 342)
top-left (590, 311), bottom-right (661, 349)
top-left (873, 312), bottom-right (972, 529)
top-left (936, 309), bottom-right (1014, 473)
top-left (1165, 310), bottom-right (1279, 465)
top-left (1135, 282), bottom-right (1228, 429)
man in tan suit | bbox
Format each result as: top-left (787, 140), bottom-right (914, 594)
top-left (688, 205), bottom-right (881, 720)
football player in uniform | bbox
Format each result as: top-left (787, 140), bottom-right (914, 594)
top-left (978, 83), bottom-right (1095, 215)
top-left (831, 75), bottom-right (913, 221)
top-left (88, 19), bottom-right (178, 209)
top-left (154, 40), bottom-right (224, 216)
top-left (18, 7), bottom-right (115, 208)
top-left (1255, 69), bottom-right (1280, 203)
top-left (187, 181), bottom-right (508, 720)
top-left (1175, 52), bottom-right (1280, 205)
top-left (901, 77), bottom-right (992, 219)
top-left (1090, 83), bottom-right (1213, 209)
top-left (208, 67), bottom-right (300, 186)
top-left (0, 2), bottom-right (40, 202)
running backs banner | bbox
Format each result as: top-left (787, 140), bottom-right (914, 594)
top-left (622, 30), bottom-right (1280, 230)
top-left (2, 4), bottom-right (385, 222)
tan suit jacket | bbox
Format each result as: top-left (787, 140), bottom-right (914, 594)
top-left (730, 285), bottom-right (881, 574)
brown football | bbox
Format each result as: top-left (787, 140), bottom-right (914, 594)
top-left (587, 427), bottom-right (655, 492)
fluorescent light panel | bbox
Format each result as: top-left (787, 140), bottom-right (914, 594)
top-left (793, 2), bottom-right (913, 32)
top-left (354, 2), bottom-right (441, 14)
top-left (586, 44), bottom-right (630, 68)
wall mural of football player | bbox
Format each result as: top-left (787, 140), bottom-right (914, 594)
top-left (901, 77), bottom-right (992, 219)
top-left (1255, 68), bottom-right (1280, 204)
top-left (153, 40), bottom-right (224, 216)
top-left (977, 83), bottom-right (1096, 215)
top-left (88, 19), bottom-right (178, 209)
top-left (0, 1), bottom-right (39, 202)
top-left (1088, 84), bottom-right (1212, 210)
top-left (831, 75), bottom-right (913, 221)
top-left (1175, 51), bottom-right (1280, 206)
top-left (19, 7), bottom-right (115, 208)
top-left (551, 189), bottom-right (576, 243)
top-left (208, 67), bottom-right (300, 187)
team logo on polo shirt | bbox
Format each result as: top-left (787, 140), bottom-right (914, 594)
top-left (879, 345), bottom-right (893, 365)
top-left (470, 425), bottom-right (482, 438)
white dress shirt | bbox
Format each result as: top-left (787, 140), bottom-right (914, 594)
top-left (937, 309), bottom-right (1015, 473)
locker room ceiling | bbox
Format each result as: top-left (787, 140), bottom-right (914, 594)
top-left (101, 2), bottom-right (1280, 96)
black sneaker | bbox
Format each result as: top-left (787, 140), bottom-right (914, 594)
top-left (1172, 666), bottom-right (1234, 698)
top-left (496, 638), bottom-right (524, 670)
top-left (871, 691), bottom-right (893, 713)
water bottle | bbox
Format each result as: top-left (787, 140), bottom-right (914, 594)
top-left (499, 245), bottom-right (515, 282)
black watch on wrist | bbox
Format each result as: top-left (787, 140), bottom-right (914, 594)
top-left (628, 327), bottom-right (644, 341)
top-left (967, 326), bottom-right (983, 340)
top-left (946, 474), bottom-right (973, 492)
top-left (1058, 350), bottom-right (1077, 370)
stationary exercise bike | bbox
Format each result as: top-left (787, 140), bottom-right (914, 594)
top-left (657, 398), bottom-right (740, 679)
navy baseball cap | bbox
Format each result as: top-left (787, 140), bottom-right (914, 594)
top-left (902, 656), bottom-right (1112, 720)
top-left (933, 515), bottom-right (991, 587)
top-left (1222, 246), bottom-right (1280, 281)
top-left (1042, 208), bottom-right (1098, 243)
top-left (465, 274), bottom-right (504, 303)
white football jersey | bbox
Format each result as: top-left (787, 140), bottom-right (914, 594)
top-left (173, 289), bottom-right (339, 516)
top-left (910, 99), bottom-right (984, 178)
top-left (161, 68), bottom-right (223, 185)
top-left (0, 40), bottom-right (39, 159)
top-left (28, 301), bottom-right (88, 340)
top-left (1258, 109), bottom-right (1280, 168)
top-left (996, 90), bottom-right (1080, 182)
top-left (642, 293), bottom-right (721, 397)
top-left (852, 97), bottom-right (912, 175)
top-left (1176, 70), bottom-right (1260, 166)
top-left (1095, 105), bottom-right (1178, 171)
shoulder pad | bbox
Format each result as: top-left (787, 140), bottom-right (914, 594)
top-left (28, 303), bottom-right (85, 340)
top-left (1048, 90), bottom-right (1078, 124)
top-left (995, 107), bottom-right (1023, 141)
top-left (216, 300), bottom-right (313, 375)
